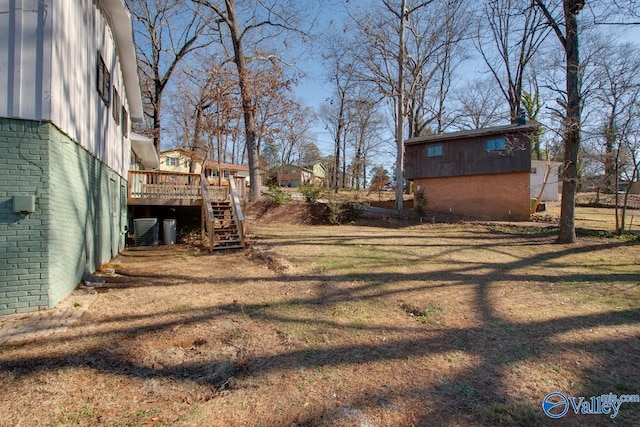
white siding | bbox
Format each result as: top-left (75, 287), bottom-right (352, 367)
top-left (0, 0), bottom-right (133, 178)
top-left (0, 0), bottom-right (52, 119)
top-left (530, 161), bottom-right (561, 202)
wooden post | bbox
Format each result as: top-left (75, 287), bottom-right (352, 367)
top-left (201, 204), bottom-right (205, 243)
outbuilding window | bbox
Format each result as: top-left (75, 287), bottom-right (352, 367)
top-left (426, 144), bottom-right (443, 157)
top-left (486, 137), bottom-right (506, 151)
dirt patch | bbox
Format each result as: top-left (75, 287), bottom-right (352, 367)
top-left (246, 200), bottom-right (328, 225)
top-left (246, 246), bottom-right (297, 274)
top-left (576, 192), bottom-right (640, 209)
top-left (1, 215), bottom-right (638, 426)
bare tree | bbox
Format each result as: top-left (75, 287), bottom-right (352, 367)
top-left (192, 0), bottom-right (314, 201)
top-left (613, 111), bottom-right (640, 233)
top-left (250, 64), bottom-right (306, 165)
top-left (591, 42), bottom-right (640, 193)
top-left (533, 0), bottom-right (583, 243)
top-left (346, 95), bottom-right (386, 190)
top-left (169, 57), bottom-right (240, 175)
top-left (419, 0), bottom-right (471, 134)
top-left (127, 0), bottom-right (212, 151)
top-left (278, 106), bottom-right (317, 167)
top-left (298, 141), bottom-right (322, 166)
top-left (349, 0), bottom-right (472, 211)
top-left (581, 0), bottom-right (640, 26)
top-left (352, 0), bottom-right (443, 212)
top-left (476, 0), bottom-right (550, 124)
top-left (319, 31), bottom-right (360, 192)
top-left (451, 77), bottom-right (508, 130)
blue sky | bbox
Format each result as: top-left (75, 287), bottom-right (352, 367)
top-left (290, 2), bottom-right (640, 166)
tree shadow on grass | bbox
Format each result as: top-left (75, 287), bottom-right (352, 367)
top-left (1, 229), bottom-right (638, 425)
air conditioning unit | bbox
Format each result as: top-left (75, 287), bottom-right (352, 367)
top-left (134, 218), bottom-right (159, 246)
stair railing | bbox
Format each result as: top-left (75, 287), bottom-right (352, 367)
top-left (228, 177), bottom-right (245, 248)
top-left (200, 172), bottom-right (216, 250)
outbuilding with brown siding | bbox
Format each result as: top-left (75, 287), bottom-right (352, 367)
top-left (404, 124), bottom-right (538, 221)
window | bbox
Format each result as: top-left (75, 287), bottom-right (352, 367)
top-left (184, 160), bottom-right (190, 169)
top-left (96, 52), bottom-right (110, 105)
top-left (165, 157), bottom-right (179, 166)
top-left (110, 178), bottom-right (118, 218)
top-left (112, 88), bottom-right (120, 124)
top-left (426, 144), bottom-right (443, 157)
top-left (486, 137), bottom-right (506, 151)
top-left (122, 107), bottom-right (128, 137)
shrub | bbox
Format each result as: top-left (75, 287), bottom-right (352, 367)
top-left (299, 183), bottom-right (326, 203)
top-left (414, 189), bottom-right (428, 219)
top-left (325, 201), bottom-right (343, 225)
top-left (265, 184), bottom-right (291, 204)
top-left (324, 201), bottom-right (359, 225)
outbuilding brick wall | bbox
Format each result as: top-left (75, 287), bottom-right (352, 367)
top-left (0, 118), bottom-right (126, 315)
top-left (414, 172), bottom-right (531, 221)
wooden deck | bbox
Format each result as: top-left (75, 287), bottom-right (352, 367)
top-left (128, 170), bottom-right (246, 250)
top-left (128, 171), bottom-right (229, 206)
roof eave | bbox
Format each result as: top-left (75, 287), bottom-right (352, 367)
top-left (130, 132), bottom-right (159, 169)
top-left (102, 0), bottom-right (144, 122)
top-left (405, 124), bottom-right (539, 146)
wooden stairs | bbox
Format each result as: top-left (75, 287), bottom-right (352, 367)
top-left (201, 173), bottom-right (245, 251)
top-left (207, 200), bottom-right (244, 249)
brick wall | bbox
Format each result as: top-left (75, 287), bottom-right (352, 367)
top-left (0, 118), bottom-right (127, 315)
top-left (414, 172), bottom-right (531, 221)
top-left (0, 119), bottom-right (50, 314)
top-left (47, 124), bottom-right (127, 305)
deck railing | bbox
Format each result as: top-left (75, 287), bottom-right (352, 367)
top-left (128, 170), bottom-right (229, 202)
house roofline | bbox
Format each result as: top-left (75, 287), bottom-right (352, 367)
top-left (102, 0), bottom-right (144, 122)
top-left (204, 160), bottom-right (250, 171)
top-left (405, 124), bottom-right (539, 146)
top-left (159, 148), bottom-right (249, 171)
top-left (160, 147), bottom-right (195, 156)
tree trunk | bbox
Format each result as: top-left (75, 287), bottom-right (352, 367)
top-left (153, 85), bottom-right (162, 152)
top-left (557, 2), bottom-right (580, 244)
top-left (395, 0), bottom-right (407, 214)
top-left (604, 121), bottom-right (617, 193)
top-left (342, 127), bottom-right (347, 189)
top-left (334, 102), bottom-right (345, 193)
top-left (226, 0), bottom-right (261, 201)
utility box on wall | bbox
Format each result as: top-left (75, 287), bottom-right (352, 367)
top-left (13, 195), bottom-right (36, 214)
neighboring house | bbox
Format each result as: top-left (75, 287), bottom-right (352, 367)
top-left (405, 124), bottom-right (538, 221)
top-left (0, 0), bottom-right (143, 315)
top-left (308, 162), bottom-right (327, 182)
top-left (277, 163), bottom-right (326, 187)
top-left (158, 148), bottom-right (249, 186)
top-left (530, 160), bottom-right (562, 202)
top-left (160, 148), bottom-right (199, 174)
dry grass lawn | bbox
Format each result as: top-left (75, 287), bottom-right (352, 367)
top-left (0, 203), bottom-right (639, 426)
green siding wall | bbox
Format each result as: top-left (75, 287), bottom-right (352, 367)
top-left (0, 118), bottom-right (127, 315)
